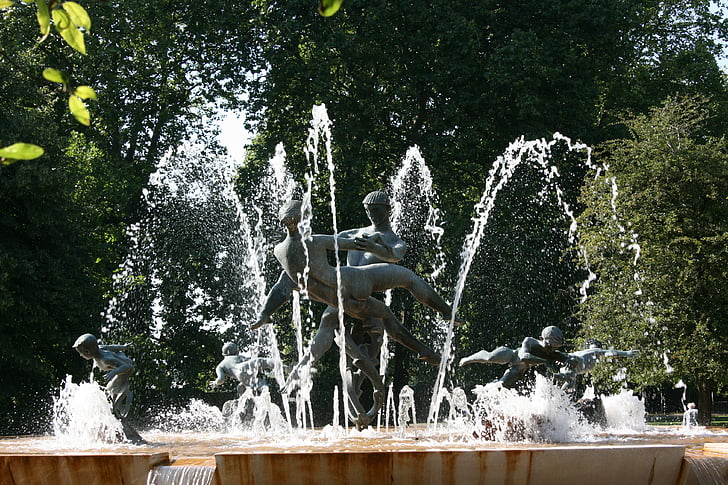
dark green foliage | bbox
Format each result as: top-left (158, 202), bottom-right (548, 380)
top-left (1, 0), bottom-right (727, 432)
top-left (578, 96), bottom-right (728, 423)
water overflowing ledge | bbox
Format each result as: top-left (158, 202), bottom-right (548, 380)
top-left (2, 429), bottom-right (728, 485)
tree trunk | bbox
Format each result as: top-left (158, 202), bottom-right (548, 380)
top-left (696, 379), bottom-right (714, 425)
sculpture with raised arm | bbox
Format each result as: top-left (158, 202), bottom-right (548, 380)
top-left (258, 191), bottom-right (445, 396)
top-left (254, 193), bottom-right (455, 365)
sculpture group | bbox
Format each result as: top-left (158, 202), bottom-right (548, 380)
top-left (74, 190), bottom-right (639, 436)
top-left (252, 192), bottom-right (638, 427)
top-left (254, 192), bottom-right (459, 427)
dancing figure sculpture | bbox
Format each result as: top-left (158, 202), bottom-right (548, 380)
top-left (259, 199), bottom-right (458, 428)
top-left (257, 192), bottom-right (443, 396)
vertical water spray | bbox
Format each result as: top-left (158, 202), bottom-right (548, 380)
top-left (302, 103), bottom-right (350, 430)
top-left (397, 385), bottom-right (417, 438)
top-left (100, 140), bottom-right (298, 433)
top-left (426, 134), bottom-right (594, 426)
top-left (387, 146), bottom-right (449, 378)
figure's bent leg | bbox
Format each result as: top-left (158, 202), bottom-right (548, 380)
top-left (284, 306), bottom-right (339, 394)
top-left (498, 363), bottom-right (528, 389)
top-left (363, 265), bottom-right (463, 325)
top-left (309, 306), bottom-right (339, 363)
top-left (401, 273), bottom-right (462, 325)
top-left (343, 295), bottom-right (440, 366)
top-left (375, 307), bottom-right (440, 366)
top-left (460, 346), bottom-right (517, 366)
top-left (459, 350), bottom-right (493, 366)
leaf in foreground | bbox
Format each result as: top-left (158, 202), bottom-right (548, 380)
top-left (318, 0), bottom-right (343, 17)
top-left (0, 143), bottom-right (45, 164)
top-left (69, 95), bottom-right (90, 125)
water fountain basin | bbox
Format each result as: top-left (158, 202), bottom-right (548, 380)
top-left (3, 429), bottom-right (727, 485)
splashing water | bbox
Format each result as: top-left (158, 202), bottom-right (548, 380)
top-left (397, 385), bottom-right (417, 437)
top-left (302, 104), bottom-right (352, 429)
top-left (470, 375), bottom-right (596, 443)
top-left (428, 135), bottom-right (589, 425)
top-left (90, 108), bottom-right (660, 440)
top-left (148, 399), bottom-right (225, 434)
top-left (601, 389), bottom-right (647, 432)
top-left (386, 146), bottom-right (450, 376)
top-left (52, 376), bottom-right (125, 445)
top-left (101, 142), bottom-right (292, 391)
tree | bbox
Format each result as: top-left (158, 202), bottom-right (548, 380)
top-left (0, 0), bottom-right (261, 430)
top-left (578, 96), bottom-right (728, 424)
top-left (242, 0), bottom-right (728, 417)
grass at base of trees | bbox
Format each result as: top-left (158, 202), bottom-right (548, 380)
top-left (646, 415), bottom-right (728, 427)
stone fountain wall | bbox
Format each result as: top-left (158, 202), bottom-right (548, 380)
top-left (2, 444), bottom-right (719, 485)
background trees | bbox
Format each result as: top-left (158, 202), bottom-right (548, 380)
top-left (0, 0), bottom-right (726, 432)
top-left (0, 0), bottom-right (257, 432)
top-left (578, 96), bottom-right (728, 424)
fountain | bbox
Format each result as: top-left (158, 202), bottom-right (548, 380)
top-left (2, 105), bottom-right (728, 485)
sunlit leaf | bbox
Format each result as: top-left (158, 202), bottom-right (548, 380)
top-left (42, 67), bottom-right (66, 84)
top-left (0, 1), bottom-right (14, 10)
top-left (0, 143), bottom-right (45, 163)
top-left (53, 9), bottom-right (86, 54)
top-left (68, 95), bottom-right (90, 125)
top-left (62, 1), bottom-right (91, 30)
top-left (35, 0), bottom-right (50, 37)
top-left (73, 85), bottom-right (96, 100)
top-left (318, 0), bottom-right (343, 16)
top-left (51, 8), bottom-right (71, 29)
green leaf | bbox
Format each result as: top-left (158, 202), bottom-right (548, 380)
top-left (35, 0), bottom-right (50, 37)
top-left (318, 0), bottom-right (343, 17)
top-left (42, 67), bottom-right (66, 84)
top-left (0, 1), bottom-right (14, 10)
top-left (53, 9), bottom-right (86, 54)
top-left (0, 143), bottom-right (45, 163)
top-left (68, 95), bottom-right (90, 125)
top-left (73, 85), bottom-right (96, 100)
top-left (62, 1), bottom-right (91, 30)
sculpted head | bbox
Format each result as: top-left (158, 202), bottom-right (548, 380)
top-left (73, 333), bottom-right (99, 360)
top-left (540, 326), bottom-right (564, 349)
top-left (278, 200), bottom-right (303, 227)
top-left (362, 191), bottom-right (390, 207)
top-left (222, 342), bottom-right (239, 356)
top-left (362, 191), bottom-right (391, 225)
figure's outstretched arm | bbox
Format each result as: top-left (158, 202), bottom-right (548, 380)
top-left (313, 234), bottom-right (360, 252)
top-left (605, 349), bottom-right (640, 358)
top-left (315, 233), bottom-right (404, 262)
top-left (253, 271), bottom-right (297, 329)
top-left (99, 343), bottom-right (132, 352)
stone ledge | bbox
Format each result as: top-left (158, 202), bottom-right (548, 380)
top-left (215, 444), bottom-right (686, 485)
top-left (0, 452), bottom-right (169, 485)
